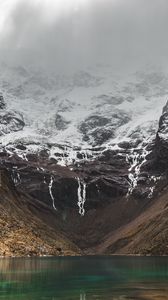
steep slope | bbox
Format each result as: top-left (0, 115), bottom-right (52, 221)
top-left (0, 169), bottom-right (81, 256)
top-left (88, 187), bottom-right (168, 255)
top-left (86, 102), bottom-right (168, 255)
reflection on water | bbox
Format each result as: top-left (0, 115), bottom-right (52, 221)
top-left (0, 256), bottom-right (168, 299)
top-left (80, 293), bottom-right (86, 300)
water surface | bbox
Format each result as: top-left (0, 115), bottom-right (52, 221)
top-left (0, 256), bottom-right (168, 299)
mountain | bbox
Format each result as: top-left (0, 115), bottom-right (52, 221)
top-left (0, 62), bottom-right (168, 255)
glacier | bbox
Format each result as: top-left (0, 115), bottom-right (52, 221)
top-left (0, 62), bottom-right (168, 206)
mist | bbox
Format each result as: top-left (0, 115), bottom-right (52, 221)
top-left (1, 0), bottom-right (168, 71)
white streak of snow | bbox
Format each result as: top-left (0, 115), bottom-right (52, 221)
top-left (49, 175), bottom-right (57, 210)
top-left (77, 177), bottom-right (86, 216)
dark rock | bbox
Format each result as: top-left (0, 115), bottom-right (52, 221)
top-left (0, 111), bottom-right (25, 135)
top-left (132, 187), bottom-right (151, 199)
top-left (154, 100), bottom-right (168, 170)
top-left (39, 149), bottom-right (49, 158)
top-left (137, 176), bottom-right (148, 184)
top-left (89, 128), bottom-right (114, 145)
top-left (55, 114), bottom-right (70, 130)
top-left (86, 176), bottom-right (129, 208)
top-left (16, 144), bottom-right (27, 151)
top-left (0, 93), bottom-right (6, 109)
top-left (79, 115), bottom-right (110, 134)
top-left (118, 141), bottom-right (131, 149)
top-left (79, 113), bottom-right (131, 146)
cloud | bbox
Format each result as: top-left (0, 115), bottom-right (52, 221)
top-left (1, 0), bottom-right (168, 70)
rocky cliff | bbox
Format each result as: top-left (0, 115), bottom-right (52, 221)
top-left (0, 168), bottom-right (81, 256)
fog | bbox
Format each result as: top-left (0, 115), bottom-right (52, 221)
top-left (0, 0), bottom-right (168, 71)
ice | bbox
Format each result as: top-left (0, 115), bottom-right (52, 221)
top-left (48, 176), bottom-right (57, 210)
top-left (77, 177), bottom-right (87, 216)
top-left (126, 144), bottom-right (152, 196)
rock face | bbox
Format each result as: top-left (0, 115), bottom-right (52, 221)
top-left (0, 111), bottom-right (25, 135)
top-left (0, 93), bottom-right (6, 109)
top-left (155, 100), bottom-right (168, 169)
top-left (55, 114), bottom-right (70, 131)
top-left (0, 150), bottom-right (129, 212)
top-left (0, 168), bottom-right (81, 257)
top-left (0, 93), bottom-right (24, 135)
top-left (79, 113), bottom-right (131, 146)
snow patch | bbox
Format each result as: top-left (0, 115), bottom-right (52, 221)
top-left (126, 145), bottom-right (151, 196)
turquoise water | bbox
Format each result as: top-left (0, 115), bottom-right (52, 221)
top-left (0, 256), bottom-right (168, 299)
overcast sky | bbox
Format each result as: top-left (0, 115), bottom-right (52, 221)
top-left (0, 0), bottom-right (168, 70)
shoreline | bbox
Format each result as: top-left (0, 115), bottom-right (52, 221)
top-left (0, 254), bottom-right (168, 258)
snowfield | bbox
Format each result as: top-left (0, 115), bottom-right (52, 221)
top-left (0, 62), bottom-right (167, 166)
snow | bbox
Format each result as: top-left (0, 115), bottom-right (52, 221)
top-left (0, 63), bottom-right (166, 150)
top-left (126, 145), bottom-right (151, 196)
top-left (77, 177), bottom-right (86, 216)
top-left (147, 175), bottom-right (162, 198)
top-left (48, 176), bottom-right (57, 210)
top-left (148, 186), bottom-right (155, 199)
top-left (0, 62), bottom-right (168, 195)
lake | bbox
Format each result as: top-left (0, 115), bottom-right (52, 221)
top-left (0, 256), bottom-right (168, 299)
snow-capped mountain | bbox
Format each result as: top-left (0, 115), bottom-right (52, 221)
top-left (0, 62), bottom-right (168, 216)
top-left (0, 63), bottom-right (167, 158)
